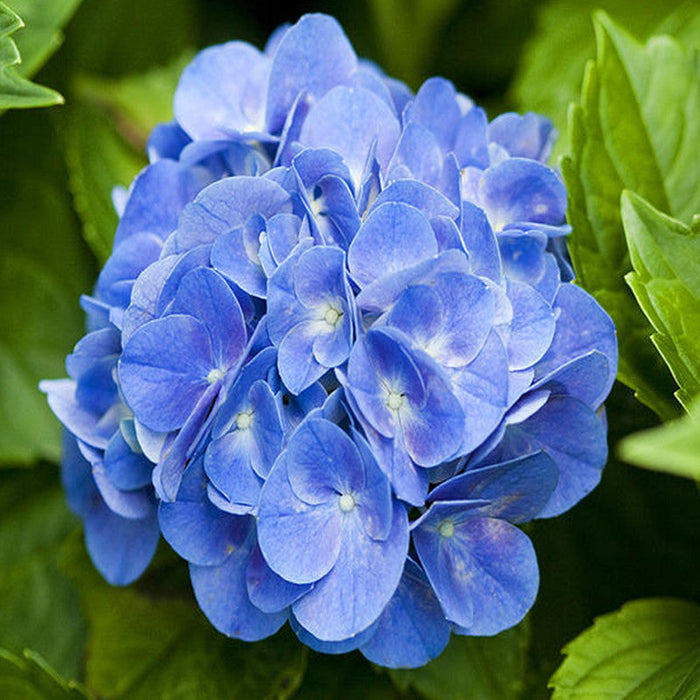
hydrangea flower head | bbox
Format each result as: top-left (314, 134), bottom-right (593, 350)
top-left (41, 13), bottom-right (617, 668)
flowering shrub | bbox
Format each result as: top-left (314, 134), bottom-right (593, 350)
top-left (41, 13), bottom-right (616, 668)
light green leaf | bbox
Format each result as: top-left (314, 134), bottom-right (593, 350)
top-left (0, 3), bottom-right (63, 110)
top-left (59, 102), bottom-right (145, 262)
top-left (512, 0), bottom-right (688, 160)
top-left (389, 622), bottom-right (529, 700)
top-left (0, 109), bottom-right (95, 464)
top-left (0, 468), bottom-right (86, 679)
top-left (61, 534), bottom-right (307, 700)
top-left (0, 649), bottom-right (89, 699)
top-left (559, 11), bottom-right (700, 418)
top-left (622, 191), bottom-right (700, 409)
top-left (619, 399), bottom-right (700, 481)
top-left (550, 598), bottom-right (700, 699)
top-left (6, 0), bottom-right (83, 77)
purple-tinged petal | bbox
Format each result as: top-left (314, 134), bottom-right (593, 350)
top-left (360, 559), bottom-right (450, 668)
top-left (159, 459), bottom-right (249, 566)
top-left (413, 502), bottom-right (538, 634)
top-left (278, 321), bottom-right (327, 395)
top-left (488, 112), bottom-right (554, 162)
top-left (429, 452), bottom-right (559, 523)
top-left (190, 525), bottom-right (287, 641)
top-left (246, 544), bottom-right (311, 614)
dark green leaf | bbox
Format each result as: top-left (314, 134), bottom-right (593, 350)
top-left (389, 622), bottom-right (529, 700)
top-left (58, 102), bottom-right (145, 262)
top-left (0, 649), bottom-right (89, 699)
top-left (622, 191), bottom-right (700, 408)
top-left (0, 468), bottom-right (86, 679)
top-left (619, 399), bottom-right (700, 481)
top-left (0, 109), bottom-right (95, 464)
top-left (0, 3), bottom-right (63, 110)
top-left (550, 599), bottom-right (700, 699)
top-left (61, 534), bottom-right (307, 700)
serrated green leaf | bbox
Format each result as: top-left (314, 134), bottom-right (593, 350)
top-left (0, 109), bottom-right (94, 464)
top-left (6, 0), bottom-right (83, 77)
top-left (559, 11), bottom-right (700, 419)
top-left (0, 3), bottom-right (63, 110)
top-left (550, 598), bottom-right (700, 699)
top-left (619, 399), bottom-right (700, 481)
top-left (61, 533), bottom-right (307, 700)
top-left (512, 0), bottom-right (689, 160)
top-left (58, 102), bottom-right (145, 262)
top-left (622, 190), bottom-right (700, 409)
top-left (0, 468), bottom-right (86, 679)
top-left (388, 622), bottom-right (529, 700)
top-left (0, 649), bottom-right (89, 699)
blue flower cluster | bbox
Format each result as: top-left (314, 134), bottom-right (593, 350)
top-left (41, 14), bottom-right (617, 668)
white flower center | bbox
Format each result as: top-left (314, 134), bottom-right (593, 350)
top-left (207, 368), bottom-right (226, 384)
top-left (339, 493), bottom-right (356, 513)
top-left (386, 390), bottom-right (406, 412)
top-left (438, 520), bottom-right (455, 538)
top-left (324, 305), bottom-right (343, 327)
top-left (235, 410), bottom-right (254, 430)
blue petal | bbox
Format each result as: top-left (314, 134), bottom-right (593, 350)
top-left (103, 429), bottom-right (153, 491)
top-left (257, 455), bottom-right (343, 584)
top-left (174, 42), bottom-right (270, 140)
top-left (405, 78), bottom-right (462, 152)
top-left (348, 202), bottom-right (437, 287)
top-left (211, 227), bottom-right (268, 298)
top-left (291, 614), bottom-right (379, 654)
top-left (479, 158), bottom-right (566, 232)
top-left (454, 107), bottom-right (489, 169)
top-left (171, 176), bottom-right (293, 253)
top-left (246, 543), bottom-right (311, 614)
top-left (299, 86), bottom-right (400, 186)
top-left (292, 502), bottom-right (409, 641)
top-left (488, 112), bottom-right (554, 162)
top-left (159, 459), bottom-right (248, 566)
top-left (115, 160), bottom-right (211, 247)
top-left (505, 280), bottom-right (555, 370)
top-left (413, 502), bottom-right (538, 634)
top-left (429, 452), bottom-right (559, 523)
top-left (278, 321), bottom-right (327, 394)
top-left (169, 267), bottom-right (248, 370)
top-left (373, 179), bottom-right (459, 221)
top-left (266, 13), bottom-right (358, 133)
top-left (459, 201), bottom-right (502, 281)
top-left (190, 525), bottom-right (288, 641)
top-left (119, 315), bottom-right (214, 432)
top-left (360, 559), bottom-right (450, 668)
top-left (533, 284), bottom-right (617, 406)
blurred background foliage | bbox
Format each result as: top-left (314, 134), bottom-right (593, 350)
top-left (1, 0), bottom-right (699, 698)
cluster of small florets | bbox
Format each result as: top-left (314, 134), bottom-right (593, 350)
top-left (41, 14), bottom-right (616, 668)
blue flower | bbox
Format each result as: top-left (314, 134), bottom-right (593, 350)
top-left (41, 11), bottom-right (618, 668)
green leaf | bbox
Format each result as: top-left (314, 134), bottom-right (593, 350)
top-left (0, 109), bottom-right (95, 464)
top-left (0, 649), bottom-right (89, 699)
top-left (0, 468), bottom-right (86, 679)
top-left (550, 599), bottom-right (700, 699)
top-left (389, 622), bottom-right (529, 700)
top-left (512, 0), bottom-right (689, 161)
top-left (0, 3), bottom-right (63, 110)
top-left (58, 102), bottom-right (145, 262)
top-left (5, 0), bottom-right (83, 77)
top-left (619, 399), bottom-right (700, 481)
top-left (622, 191), bottom-right (700, 408)
top-left (365, 0), bottom-right (460, 87)
top-left (559, 11), bottom-right (700, 418)
top-left (74, 52), bottom-right (193, 149)
top-left (61, 534), bottom-right (307, 700)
